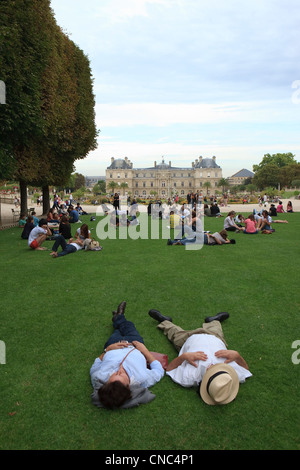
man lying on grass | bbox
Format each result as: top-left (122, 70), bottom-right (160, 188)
top-left (149, 309), bottom-right (252, 405)
top-left (90, 302), bottom-right (164, 409)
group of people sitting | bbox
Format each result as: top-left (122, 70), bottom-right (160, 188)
top-left (19, 204), bottom-right (95, 257)
top-left (223, 209), bottom-right (288, 235)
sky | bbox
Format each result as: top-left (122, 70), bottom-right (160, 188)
top-left (50, 0), bottom-right (300, 178)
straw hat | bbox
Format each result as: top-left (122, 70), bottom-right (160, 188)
top-left (200, 363), bottom-right (239, 405)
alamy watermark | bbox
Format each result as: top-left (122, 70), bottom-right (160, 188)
top-left (0, 341), bottom-right (6, 364)
top-left (0, 80), bottom-right (6, 104)
top-left (95, 202), bottom-right (205, 250)
top-left (292, 80), bottom-right (300, 104)
top-left (291, 340), bottom-right (300, 365)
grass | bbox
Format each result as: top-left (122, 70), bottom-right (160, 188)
top-left (0, 211), bottom-right (299, 450)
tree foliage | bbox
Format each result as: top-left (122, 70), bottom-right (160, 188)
top-left (253, 153), bottom-right (299, 190)
top-left (0, 0), bottom-right (98, 213)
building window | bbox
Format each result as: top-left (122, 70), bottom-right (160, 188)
top-left (151, 182), bottom-right (153, 187)
top-left (143, 182), bottom-right (146, 187)
top-left (174, 182), bottom-right (176, 187)
top-left (162, 181), bottom-right (166, 187)
top-left (181, 182), bottom-right (184, 187)
top-left (142, 190), bottom-right (146, 196)
top-left (135, 182), bottom-right (138, 188)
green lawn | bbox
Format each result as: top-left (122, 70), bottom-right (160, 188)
top-left (0, 211), bottom-right (299, 450)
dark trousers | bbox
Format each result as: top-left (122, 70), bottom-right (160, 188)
top-left (104, 316), bottom-right (144, 348)
top-left (52, 235), bottom-right (77, 257)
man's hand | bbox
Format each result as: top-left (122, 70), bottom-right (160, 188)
top-left (183, 351), bottom-right (208, 367)
top-left (107, 341), bottom-right (132, 351)
top-left (215, 349), bottom-right (249, 370)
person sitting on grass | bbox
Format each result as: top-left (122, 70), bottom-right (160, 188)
top-left (75, 223), bottom-right (91, 242)
top-left (235, 214), bottom-right (245, 227)
top-left (27, 218), bottom-right (52, 251)
top-left (68, 205), bottom-right (80, 223)
top-left (243, 214), bottom-right (258, 234)
top-left (148, 309), bottom-right (252, 406)
top-left (287, 201), bottom-right (294, 213)
top-left (58, 215), bottom-right (72, 240)
top-left (276, 201), bottom-right (284, 213)
top-left (50, 234), bottom-right (84, 258)
top-left (18, 214), bottom-right (27, 228)
top-left (257, 210), bottom-right (288, 233)
top-left (224, 211), bottom-right (244, 232)
top-left (21, 215), bottom-right (35, 239)
top-left (90, 302), bottom-right (164, 409)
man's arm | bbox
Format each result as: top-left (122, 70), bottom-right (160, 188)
top-left (166, 351), bottom-right (208, 371)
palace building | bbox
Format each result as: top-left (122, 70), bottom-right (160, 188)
top-left (105, 156), bottom-right (223, 198)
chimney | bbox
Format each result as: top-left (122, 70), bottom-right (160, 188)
top-left (154, 161), bottom-right (156, 167)
top-left (111, 157), bottom-right (114, 163)
top-left (169, 161), bottom-right (171, 167)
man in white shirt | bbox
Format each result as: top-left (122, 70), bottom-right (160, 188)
top-left (28, 219), bottom-right (52, 250)
top-left (149, 309), bottom-right (252, 405)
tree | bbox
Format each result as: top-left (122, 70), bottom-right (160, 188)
top-left (218, 178), bottom-right (230, 193)
top-left (97, 180), bottom-right (106, 193)
top-left (0, 0), bottom-right (56, 213)
top-left (108, 181), bottom-right (118, 194)
top-left (279, 163), bottom-right (300, 188)
top-left (252, 164), bottom-right (280, 190)
top-left (120, 182), bottom-right (128, 195)
top-left (253, 153), bottom-right (297, 172)
top-left (203, 181), bottom-right (211, 195)
top-left (0, 1), bottom-right (98, 214)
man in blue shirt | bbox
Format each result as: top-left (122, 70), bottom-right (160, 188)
top-left (68, 205), bottom-right (79, 223)
top-left (90, 302), bottom-right (164, 409)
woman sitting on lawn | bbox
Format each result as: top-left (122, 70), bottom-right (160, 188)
top-left (224, 211), bottom-right (243, 232)
top-left (287, 201), bottom-right (294, 212)
top-left (243, 214), bottom-right (258, 234)
top-left (75, 223), bottom-right (91, 242)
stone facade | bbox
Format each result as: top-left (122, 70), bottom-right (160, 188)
top-left (105, 156), bottom-right (223, 198)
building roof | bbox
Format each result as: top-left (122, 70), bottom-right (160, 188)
top-left (230, 169), bottom-right (254, 178)
top-left (194, 157), bottom-right (220, 169)
top-left (107, 158), bottom-right (132, 170)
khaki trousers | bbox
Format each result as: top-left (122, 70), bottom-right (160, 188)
top-left (157, 320), bottom-right (227, 352)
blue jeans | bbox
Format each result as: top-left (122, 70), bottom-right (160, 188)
top-left (104, 316), bottom-right (144, 348)
top-left (52, 235), bottom-right (77, 257)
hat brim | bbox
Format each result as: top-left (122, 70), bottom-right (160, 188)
top-left (200, 363), bottom-right (239, 405)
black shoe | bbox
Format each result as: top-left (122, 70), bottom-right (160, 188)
top-left (112, 301), bottom-right (126, 320)
top-left (205, 312), bottom-right (229, 323)
top-left (117, 301), bottom-right (126, 315)
top-left (148, 309), bottom-right (172, 323)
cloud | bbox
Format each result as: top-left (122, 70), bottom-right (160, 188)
top-left (96, 99), bottom-right (298, 128)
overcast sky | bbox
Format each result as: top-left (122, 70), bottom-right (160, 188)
top-left (50, 0), bottom-right (300, 177)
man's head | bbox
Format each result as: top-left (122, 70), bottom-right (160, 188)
top-left (39, 218), bottom-right (48, 228)
top-left (199, 363), bottom-right (239, 405)
top-left (98, 381), bottom-right (132, 409)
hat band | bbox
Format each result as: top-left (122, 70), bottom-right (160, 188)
top-left (206, 371), bottom-right (228, 394)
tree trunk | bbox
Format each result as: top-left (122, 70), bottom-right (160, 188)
top-left (42, 185), bottom-right (50, 215)
top-left (19, 179), bottom-right (28, 215)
